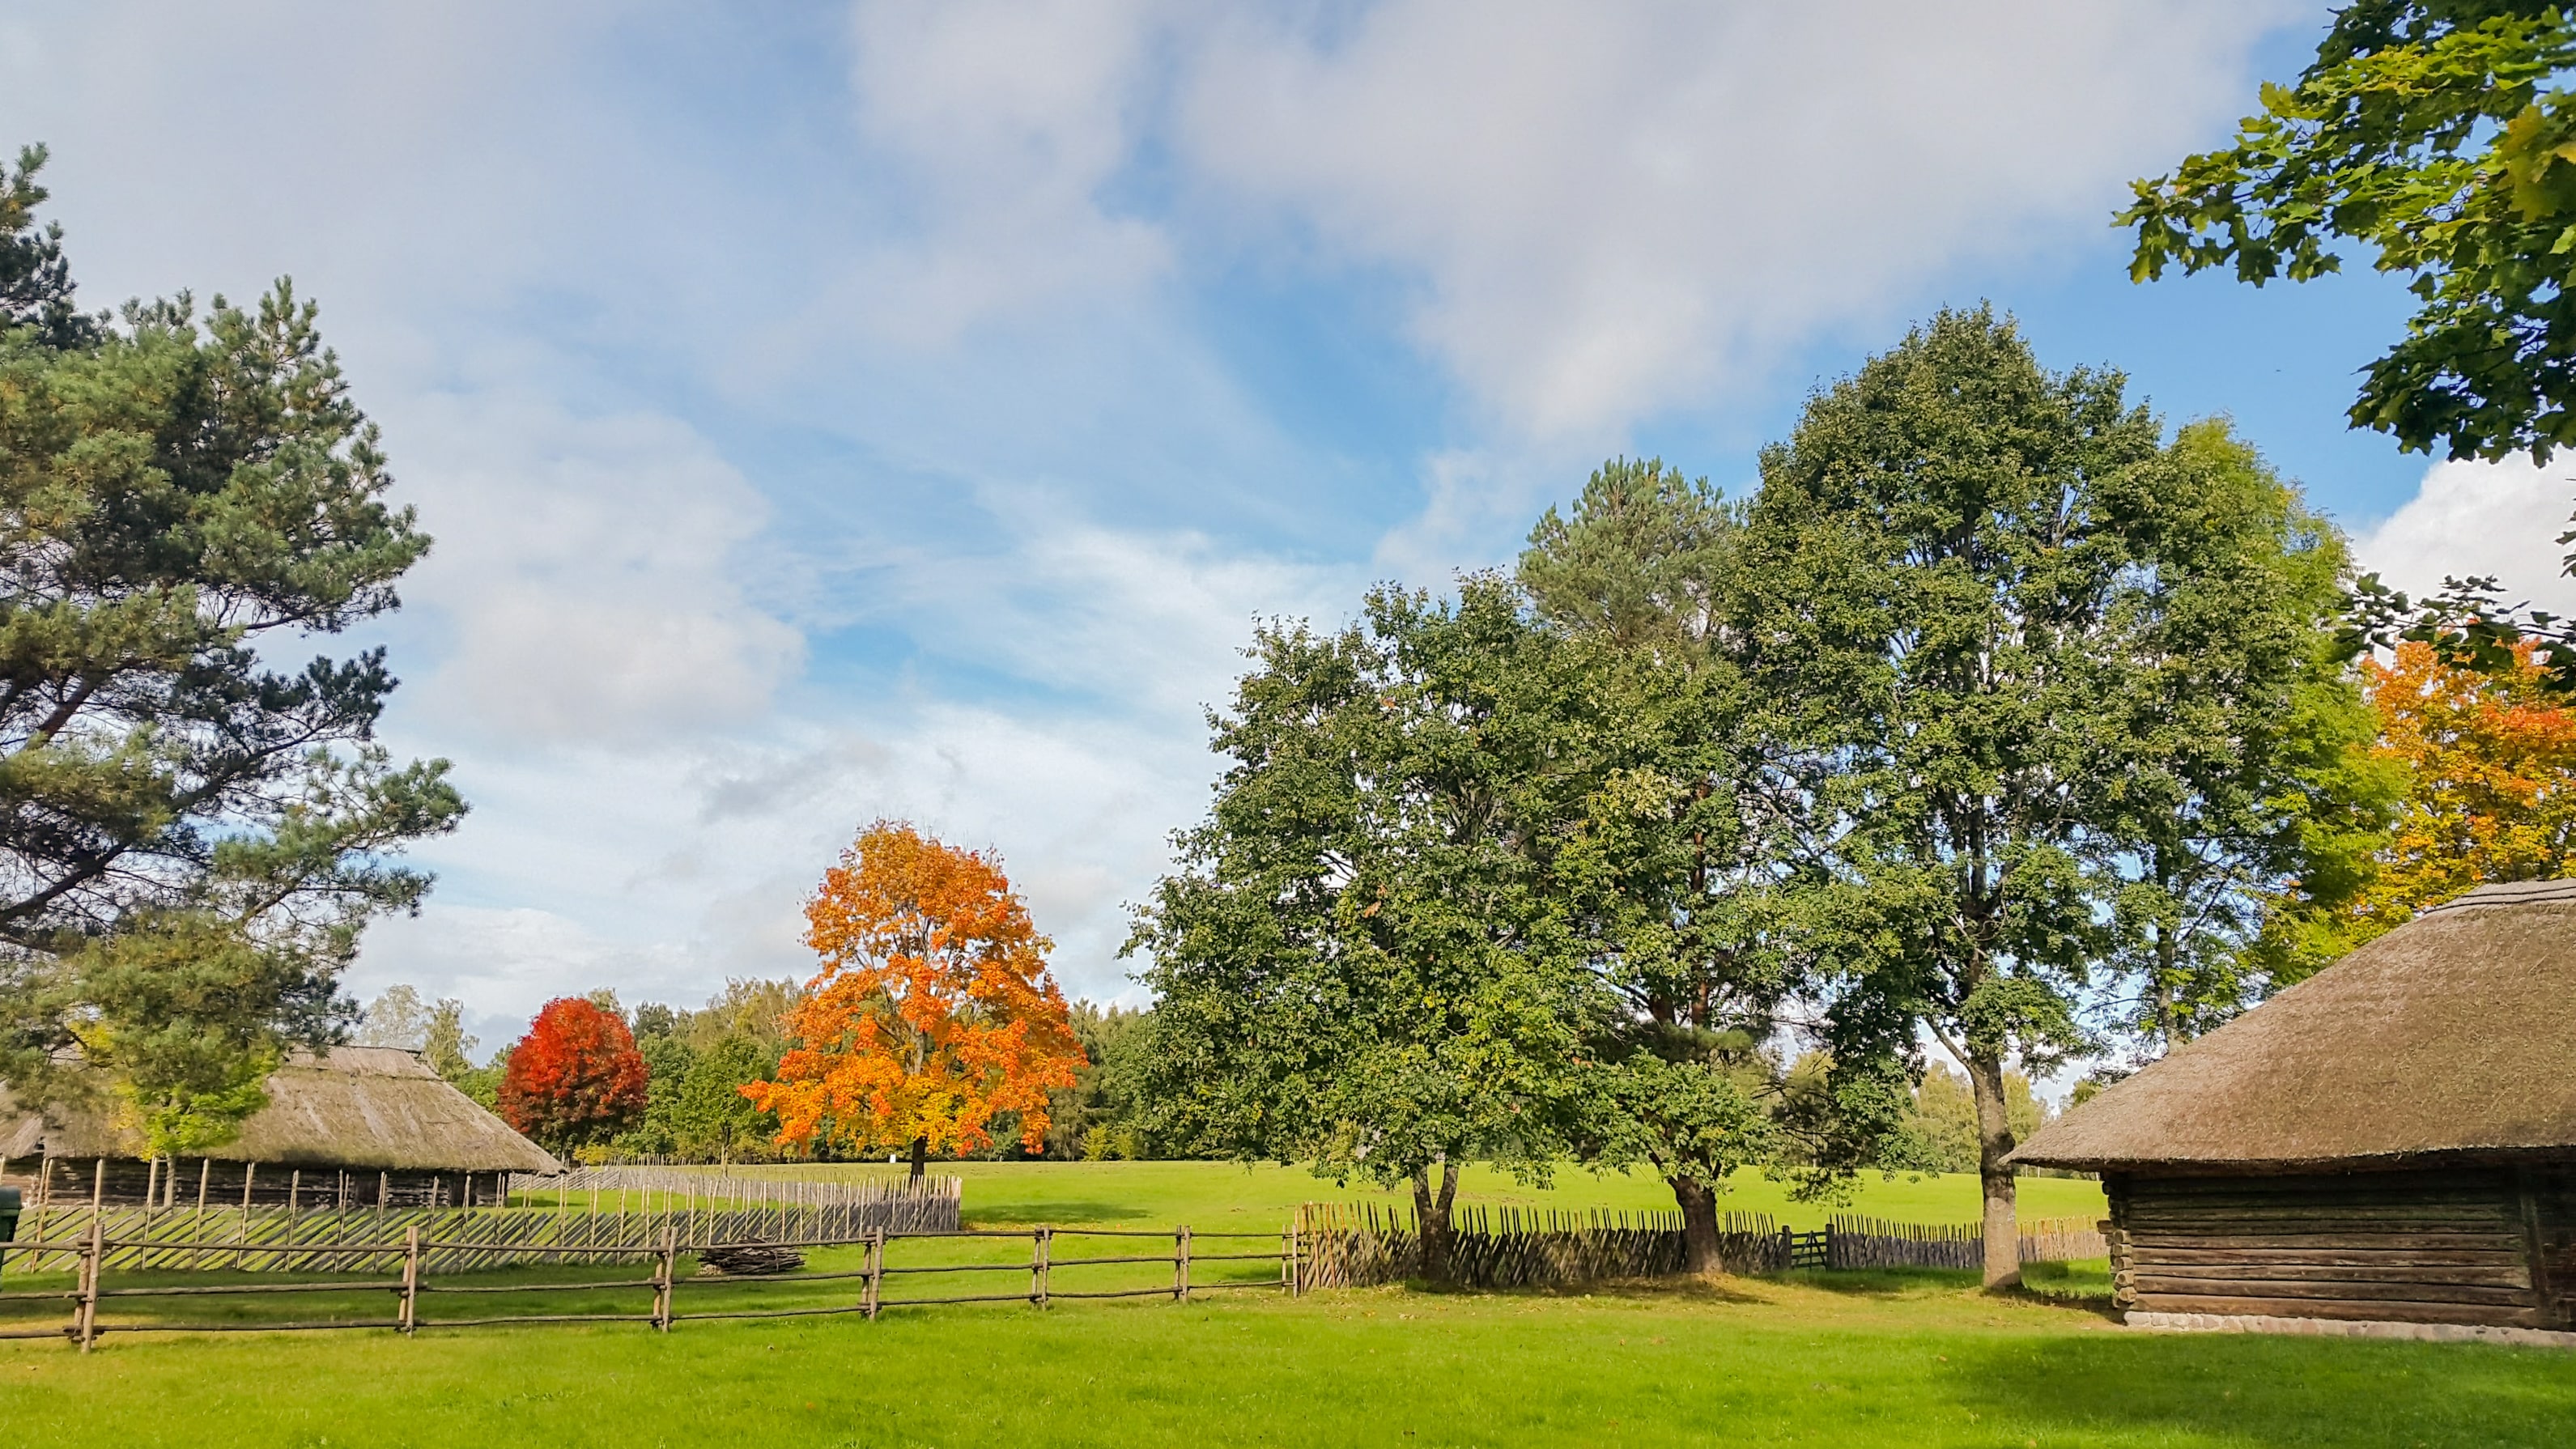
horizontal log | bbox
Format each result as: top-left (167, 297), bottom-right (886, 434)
top-left (2138, 1294), bottom-right (2540, 1328)
top-left (2126, 1234), bottom-right (2522, 1256)
top-left (2127, 1205), bottom-right (2514, 1223)
top-left (2128, 1260), bottom-right (2531, 1288)
top-left (2134, 1274), bottom-right (2533, 1307)
top-left (2129, 1175), bottom-right (2509, 1198)
top-left (2131, 1251), bottom-right (2526, 1275)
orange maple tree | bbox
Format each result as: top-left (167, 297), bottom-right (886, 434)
top-left (743, 822), bottom-right (1085, 1168)
top-left (2339, 640), bottom-right (2576, 938)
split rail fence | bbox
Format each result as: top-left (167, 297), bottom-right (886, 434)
top-left (0, 1221), bottom-right (1290, 1349)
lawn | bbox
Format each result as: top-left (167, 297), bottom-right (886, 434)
top-left (6, 1162), bottom-right (2569, 1448)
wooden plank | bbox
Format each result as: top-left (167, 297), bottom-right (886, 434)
top-left (2133, 1273), bottom-right (2533, 1306)
top-left (2139, 1292), bottom-right (2540, 1328)
top-left (2129, 1260), bottom-right (2533, 1287)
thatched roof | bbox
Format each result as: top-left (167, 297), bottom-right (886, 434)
top-left (0, 1046), bottom-right (560, 1174)
top-left (2012, 880), bottom-right (2576, 1173)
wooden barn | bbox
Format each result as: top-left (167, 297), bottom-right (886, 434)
top-left (2011, 879), bottom-right (2575, 1341)
top-left (1, 1045), bottom-right (560, 1209)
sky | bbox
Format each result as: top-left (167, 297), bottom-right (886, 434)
top-left (6, 2), bottom-right (2570, 1057)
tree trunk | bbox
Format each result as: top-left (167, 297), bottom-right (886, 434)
top-left (1964, 1051), bottom-right (2021, 1289)
top-left (1411, 1161), bottom-right (1460, 1285)
top-left (908, 1136), bottom-right (927, 1183)
top-left (1670, 1176), bottom-right (1723, 1274)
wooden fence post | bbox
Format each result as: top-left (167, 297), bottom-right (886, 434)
top-left (653, 1225), bottom-right (678, 1332)
top-left (73, 1213), bottom-right (103, 1351)
top-left (399, 1225), bottom-right (421, 1336)
top-left (1032, 1227), bottom-right (1052, 1310)
top-left (864, 1228), bottom-right (883, 1321)
top-left (1175, 1225), bottom-right (1192, 1303)
top-left (1284, 1224), bottom-right (1297, 1295)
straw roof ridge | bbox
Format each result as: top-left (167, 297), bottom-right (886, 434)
top-left (0, 1045), bottom-right (560, 1173)
top-left (2011, 881), bottom-right (2576, 1172)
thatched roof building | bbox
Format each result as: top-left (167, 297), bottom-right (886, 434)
top-left (1, 1046), bottom-right (559, 1208)
top-left (2013, 880), bottom-right (2576, 1341)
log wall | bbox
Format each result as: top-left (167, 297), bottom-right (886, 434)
top-left (2109, 1166), bottom-right (2572, 1331)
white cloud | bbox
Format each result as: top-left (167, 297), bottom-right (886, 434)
top-left (840, 0), bottom-right (1174, 343)
top-left (1172, 0), bottom-right (2300, 436)
top-left (393, 394), bottom-right (806, 743)
top-left (2353, 455), bottom-right (2576, 617)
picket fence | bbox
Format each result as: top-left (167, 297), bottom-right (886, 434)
top-left (0, 1182), bottom-right (961, 1278)
top-left (1295, 1205), bottom-right (2109, 1289)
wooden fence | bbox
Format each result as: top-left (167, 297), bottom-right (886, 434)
top-left (0, 1186), bottom-right (961, 1277)
top-left (1297, 1205), bottom-right (2110, 1289)
top-left (1825, 1215), bottom-right (2109, 1270)
top-left (521, 1166), bottom-right (959, 1211)
top-left (0, 1222), bottom-right (1290, 1349)
top-left (1294, 1203), bottom-right (1791, 1290)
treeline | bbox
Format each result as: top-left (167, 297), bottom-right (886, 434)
top-left (355, 983), bottom-right (1166, 1164)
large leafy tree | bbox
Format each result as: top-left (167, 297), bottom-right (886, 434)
top-left (499, 997), bottom-right (650, 1154)
top-left (1129, 580), bottom-right (1597, 1282)
top-left (2122, 4), bottom-right (2576, 686)
top-left (1517, 460), bottom-right (1788, 1272)
top-left (745, 822), bottom-right (1085, 1178)
top-left (1730, 308), bottom-right (2353, 1285)
top-left (0, 146), bottom-right (462, 1149)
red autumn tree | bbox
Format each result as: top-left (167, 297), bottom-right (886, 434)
top-left (499, 996), bottom-right (650, 1151)
top-left (743, 822), bottom-right (1085, 1175)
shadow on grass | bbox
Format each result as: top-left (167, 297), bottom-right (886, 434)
top-left (1947, 1327), bottom-right (2576, 1448)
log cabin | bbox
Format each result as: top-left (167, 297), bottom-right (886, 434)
top-left (0, 1045), bottom-right (560, 1209)
top-left (2009, 879), bottom-right (2576, 1342)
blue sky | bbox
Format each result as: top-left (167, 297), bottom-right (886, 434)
top-left (6, 2), bottom-right (2568, 1056)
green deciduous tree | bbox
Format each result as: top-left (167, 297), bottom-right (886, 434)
top-left (0, 146), bottom-right (463, 1149)
top-left (2122, 5), bottom-right (2576, 687)
top-left (2092, 423), bottom-right (2378, 1048)
top-left (1730, 308), bottom-right (2350, 1285)
top-left (1128, 579), bottom-right (1596, 1282)
top-left (2126, 2), bottom-right (2576, 463)
top-left (1517, 459), bottom-right (1789, 1271)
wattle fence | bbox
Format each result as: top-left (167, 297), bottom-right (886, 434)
top-left (0, 1176), bottom-right (962, 1277)
top-left (1295, 1204), bottom-right (2108, 1290)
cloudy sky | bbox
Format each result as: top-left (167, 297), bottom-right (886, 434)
top-left (6, 2), bottom-right (2566, 1052)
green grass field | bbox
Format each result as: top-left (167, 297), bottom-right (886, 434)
top-left (5, 1162), bottom-right (2570, 1447)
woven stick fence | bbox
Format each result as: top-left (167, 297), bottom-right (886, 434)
top-left (521, 1165), bottom-right (959, 1211)
top-left (1824, 1215), bottom-right (2108, 1270)
top-left (1294, 1202), bottom-right (1790, 1290)
top-left (0, 1187), bottom-right (960, 1277)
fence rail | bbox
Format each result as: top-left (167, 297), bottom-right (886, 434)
top-left (0, 1220), bottom-right (1290, 1349)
